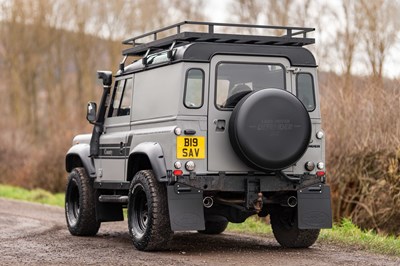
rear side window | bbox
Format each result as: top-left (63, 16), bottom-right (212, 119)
top-left (184, 69), bottom-right (204, 109)
top-left (296, 73), bottom-right (315, 112)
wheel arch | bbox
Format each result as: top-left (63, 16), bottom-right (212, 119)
top-left (65, 144), bottom-right (96, 178)
top-left (127, 142), bottom-right (167, 182)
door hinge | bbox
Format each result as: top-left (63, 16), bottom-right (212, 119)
top-left (98, 168), bottom-right (103, 178)
top-left (286, 66), bottom-right (301, 73)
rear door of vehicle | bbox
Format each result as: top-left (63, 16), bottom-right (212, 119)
top-left (207, 55), bottom-right (292, 172)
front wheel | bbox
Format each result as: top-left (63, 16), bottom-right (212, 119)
top-left (128, 170), bottom-right (172, 251)
top-left (65, 167), bottom-right (100, 236)
top-left (270, 206), bottom-right (319, 248)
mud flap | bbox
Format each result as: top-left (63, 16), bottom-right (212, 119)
top-left (297, 184), bottom-right (332, 229)
top-left (167, 183), bottom-right (205, 231)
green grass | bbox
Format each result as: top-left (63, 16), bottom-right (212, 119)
top-left (319, 218), bottom-right (400, 256)
top-left (228, 217), bottom-right (273, 235)
top-left (1, 184), bottom-right (399, 256)
top-left (0, 184), bottom-right (64, 207)
top-left (228, 216), bottom-right (400, 256)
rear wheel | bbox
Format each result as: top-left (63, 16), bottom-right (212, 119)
top-left (65, 167), bottom-right (100, 236)
top-left (270, 206), bottom-right (319, 248)
top-left (198, 220), bottom-right (228, 235)
top-left (128, 170), bottom-right (172, 251)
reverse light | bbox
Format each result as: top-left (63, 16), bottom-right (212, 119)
top-left (316, 131), bottom-right (324, 139)
top-left (173, 169), bottom-right (183, 176)
top-left (305, 161), bottom-right (315, 171)
top-left (185, 161), bottom-right (195, 171)
top-left (174, 161), bottom-right (182, 169)
top-left (174, 127), bottom-right (182, 136)
top-left (317, 162), bottom-right (325, 170)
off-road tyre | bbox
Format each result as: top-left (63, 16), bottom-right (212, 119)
top-left (198, 220), bottom-right (229, 235)
top-left (270, 206), bottom-right (319, 248)
top-left (65, 167), bottom-right (100, 236)
top-left (128, 170), bottom-right (173, 251)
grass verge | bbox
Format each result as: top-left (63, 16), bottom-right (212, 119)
top-left (228, 216), bottom-right (400, 256)
top-left (0, 184), bottom-right (64, 207)
top-left (1, 184), bottom-right (399, 256)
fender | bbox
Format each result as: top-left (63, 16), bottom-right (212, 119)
top-left (65, 144), bottom-right (96, 178)
top-left (128, 142), bottom-right (167, 182)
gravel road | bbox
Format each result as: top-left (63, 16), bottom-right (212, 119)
top-left (0, 198), bottom-right (398, 265)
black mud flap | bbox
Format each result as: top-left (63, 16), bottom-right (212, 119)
top-left (167, 183), bottom-right (205, 231)
top-left (95, 191), bottom-right (123, 222)
top-left (297, 184), bottom-right (332, 229)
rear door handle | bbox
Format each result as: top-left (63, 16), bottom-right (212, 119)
top-left (213, 119), bottom-right (226, 132)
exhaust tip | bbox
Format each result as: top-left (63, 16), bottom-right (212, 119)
top-left (203, 196), bottom-right (213, 208)
top-left (287, 196), bottom-right (297, 207)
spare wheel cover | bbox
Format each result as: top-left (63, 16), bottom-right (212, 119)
top-left (229, 88), bottom-right (311, 171)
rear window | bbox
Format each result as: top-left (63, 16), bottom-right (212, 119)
top-left (216, 63), bottom-right (285, 109)
top-left (296, 73), bottom-right (315, 112)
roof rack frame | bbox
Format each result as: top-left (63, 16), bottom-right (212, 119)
top-left (122, 21), bottom-right (315, 57)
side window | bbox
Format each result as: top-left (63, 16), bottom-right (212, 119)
top-left (296, 73), bottom-right (315, 112)
top-left (119, 78), bottom-right (133, 116)
top-left (108, 78), bottom-right (133, 117)
top-left (184, 69), bottom-right (204, 108)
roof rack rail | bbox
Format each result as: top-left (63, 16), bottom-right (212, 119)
top-left (122, 21), bottom-right (315, 56)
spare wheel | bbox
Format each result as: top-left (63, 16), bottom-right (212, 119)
top-left (229, 88), bottom-right (311, 171)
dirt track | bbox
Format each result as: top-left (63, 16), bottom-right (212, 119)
top-left (0, 198), bottom-right (398, 265)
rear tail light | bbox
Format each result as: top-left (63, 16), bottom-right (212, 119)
top-left (173, 170), bottom-right (183, 176)
top-left (316, 171), bottom-right (325, 177)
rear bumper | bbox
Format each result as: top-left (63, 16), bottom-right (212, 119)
top-left (167, 175), bottom-right (332, 230)
top-left (174, 172), bottom-right (323, 192)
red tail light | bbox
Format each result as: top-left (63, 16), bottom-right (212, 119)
top-left (173, 170), bottom-right (183, 176)
top-left (316, 171), bottom-right (325, 177)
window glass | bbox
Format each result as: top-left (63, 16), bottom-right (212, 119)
top-left (216, 63), bottom-right (284, 109)
top-left (118, 78), bottom-right (133, 116)
top-left (184, 69), bottom-right (204, 108)
top-left (108, 78), bottom-right (133, 117)
top-left (108, 80), bottom-right (125, 117)
top-left (296, 73), bottom-right (315, 112)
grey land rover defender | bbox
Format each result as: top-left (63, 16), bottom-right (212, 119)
top-left (65, 21), bottom-right (332, 251)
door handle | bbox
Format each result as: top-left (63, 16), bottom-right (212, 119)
top-left (213, 119), bottom-right (226, 132)
top-left (119, 142), bottom-right (124, 154)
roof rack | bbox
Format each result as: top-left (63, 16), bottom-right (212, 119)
top-left (122, 21), bottom-right (315, 56)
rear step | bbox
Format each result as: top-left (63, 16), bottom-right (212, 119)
top-left (98, 195), bottom-right (129, 203)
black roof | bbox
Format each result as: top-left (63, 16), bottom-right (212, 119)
top-left (122, 21), bottom-right (315, 57)
top-left (177, 42), bottom-right (316, 67)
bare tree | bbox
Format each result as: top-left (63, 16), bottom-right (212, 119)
top-left (1, 0), bottom-right (56, 138)
top-left (230, 0), bottom-right (261, 28)
top-left (334, 1), bottom-right (360, 91)
top-left (266, 0), bottom-right (294, 35)
top-left (357, 0), bottom-right (400, 81)
top-left (295, 0), bottom-right (312, 27)
top-left (170, 0), bottom-right (206, 21)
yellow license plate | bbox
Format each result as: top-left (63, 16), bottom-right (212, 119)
top-left (176, 136), bottom-right (205, 159)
